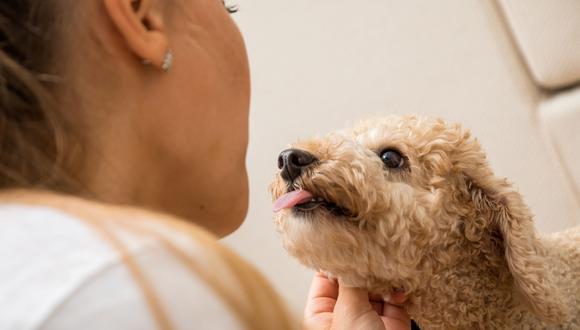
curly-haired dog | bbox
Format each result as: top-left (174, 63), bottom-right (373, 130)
top-left (270, 115), bottom-right (580, 329)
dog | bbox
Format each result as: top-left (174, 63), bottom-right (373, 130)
top-left (270, 115), bottom-right (580, 329)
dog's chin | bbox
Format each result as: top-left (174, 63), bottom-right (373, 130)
top-left (277, 211), bottom-right (415, 298)
top-left (276, 210), bottom-right (353, 260)
top-left (276, 208), bottom-right (372, 275)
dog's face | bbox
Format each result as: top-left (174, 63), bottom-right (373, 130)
top-left (271, 115), bottom-right (478, 294)
top-left (271, 115), bottom-right (568, 323)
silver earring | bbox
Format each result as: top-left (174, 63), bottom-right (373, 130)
top-left (162, 49), bottom-right (173, 72)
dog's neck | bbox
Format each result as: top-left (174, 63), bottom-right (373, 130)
top-left (408, 234), bottom-right (532, 329)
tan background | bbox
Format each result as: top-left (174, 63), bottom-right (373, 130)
top-left (224, 0), bottom-right (580, 316)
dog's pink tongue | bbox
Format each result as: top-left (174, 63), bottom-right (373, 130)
top-left (273, 190), bottom-right (313, 212)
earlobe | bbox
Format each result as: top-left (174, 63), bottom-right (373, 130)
top-left (103, 0), bottom-right (169, 70)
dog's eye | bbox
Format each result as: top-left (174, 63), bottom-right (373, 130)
top-left (380, 149), bottom-right (405, 169)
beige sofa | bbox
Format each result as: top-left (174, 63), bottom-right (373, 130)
top-left (225, 0), bottom-right (580, 315)
top-left (499, 0), bottom-right (580, 224)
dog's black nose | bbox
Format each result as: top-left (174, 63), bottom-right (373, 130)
top-left (278, 149), bottom-right (317, 182)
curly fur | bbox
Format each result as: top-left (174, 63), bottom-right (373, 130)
top-left (270, 115), bottom-right (579, 329)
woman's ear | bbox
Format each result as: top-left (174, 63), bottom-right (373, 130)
top-left (103, 0), bottom-right (168, 69)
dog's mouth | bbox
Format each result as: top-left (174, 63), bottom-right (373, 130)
top-left (273, 189), bottom-right (354, 218)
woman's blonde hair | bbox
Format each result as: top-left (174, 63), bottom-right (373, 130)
top-left (0, 2), bottom-right (296, 329)
top-left (2, 190), bottom-right (297, 330)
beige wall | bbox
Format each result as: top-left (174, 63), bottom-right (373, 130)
top-left (224, 0), bottom-right (580, 316)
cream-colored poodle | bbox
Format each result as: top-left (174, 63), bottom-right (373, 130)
top-left (270, 115), bottom-right (580, 329)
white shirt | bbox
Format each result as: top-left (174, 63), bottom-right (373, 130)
top-left (0, 204), bottom-right (243, 330)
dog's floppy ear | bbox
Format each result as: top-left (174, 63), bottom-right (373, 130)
top-left (457, 142), bottom-right (568, 323)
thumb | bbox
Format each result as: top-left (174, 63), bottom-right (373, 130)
top-left (332, 280), bottom-right (385, 330)
top-left (334, 279), bottom-right (373, 315)
top-left (337, 282), bottom-right (370, 306)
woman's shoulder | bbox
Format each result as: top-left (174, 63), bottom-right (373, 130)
top-left (0, 190), bottom-right (245, 330)
top-left (0, 189), bottom-right (220, 250)
top-left (0, 189), bottom-right (221, 264)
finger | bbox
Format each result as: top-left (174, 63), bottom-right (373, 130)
top-left (334, 283), bottom-right (384, 330)
top-left (381, 303), bottom-right (411, 330)
top-left (307, 272), bottom-right (338, 301)
top-left (336, 279), bottom-right (371, 305)
top-left (335, 280), bottom-right (374, 317)
top-left (305, 272), bottom-right (339, 318)
top-left (389, 291), bottom-right (408, 306)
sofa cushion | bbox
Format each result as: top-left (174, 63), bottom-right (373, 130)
top-left (540, 87), bottom-right (580, 195)
top-left (499, 0), bottom-right (580, 90)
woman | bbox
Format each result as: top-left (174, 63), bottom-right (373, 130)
top-left (0, 1), bottom-right (411, 329)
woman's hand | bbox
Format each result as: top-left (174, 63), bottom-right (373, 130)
top-left (304, 272), bottom-right (411, 330)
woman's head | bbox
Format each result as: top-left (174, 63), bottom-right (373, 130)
top-left (0, 0), bottom-right (251, 236)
